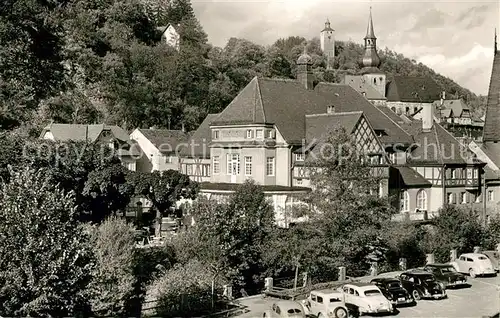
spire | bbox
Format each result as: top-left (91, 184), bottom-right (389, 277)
top-left (322, 18), bottom-right (334, 32)
top-left (495, 28), bottom-right (497, 55)
top-left (360, 6), bottom-right (381, 71)
top-left (365, 6), bottom-right (376, 39)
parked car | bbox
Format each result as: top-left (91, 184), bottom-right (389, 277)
top-left (399, 270), bottom-right (447, 300)
top-left (263, 300), bottom-right (305, 318)
top-left (302, 289), bottom-right (349, 318)
top-left (451, 253), bottom-right (497, 278)
top-left (340, 283), bottom-right (395, 316)
top-left (482, 250), bottom-right (500, 272)
top-left (423, 263), bottom-right (468, 288)
top-left (369, 277), bottom-right (415, 306)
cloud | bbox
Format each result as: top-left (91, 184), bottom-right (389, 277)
top-left (192, 0), bottom-right (500, 95)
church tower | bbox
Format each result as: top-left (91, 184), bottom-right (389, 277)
top-left (320, 18), bottom-right (335, 70)
top-left (360, 7), bottom-right (386, 98)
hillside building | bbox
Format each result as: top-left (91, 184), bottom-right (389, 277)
top-left (157, 24), bottom-right (180, 51)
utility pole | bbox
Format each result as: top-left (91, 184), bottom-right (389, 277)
top-left (293, 257), bottom-right (300, 291)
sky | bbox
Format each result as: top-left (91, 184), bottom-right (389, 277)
top-left (192, 0), bottom-right (500, 96)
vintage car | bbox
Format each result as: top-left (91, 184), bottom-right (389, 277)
top-left (451, 253), bottom-right (497, 278)
top-left (482, 250), bottom-right (500, 272)
top-left (302, 289), bottom-right (349, 318)
top-left (262, 300), bottom-right (306, 318)
top-left (399, 270), bottom-right (447, 300)
top-left (340, 282), bottom-right (394, 315)
top-left (369, 277), bottom-right (415, 306)
top-left (423, 263), bottom-right (468, 288)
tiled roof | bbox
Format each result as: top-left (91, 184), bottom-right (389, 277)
top-left (211, 77), bottom-right (413, 146)
top-left (181, 113), bottom-right (220, 158)
top-left (402, 120), bottom-right (477, 165)
top-left (138, 129), bottom-right (188, 154)
top-left (484, 166), bottom-right (500, 181)
top-left (480, 142), bottom-right (500, 169)
top-left (483, 52), bottom-right (500, 142)
top-left (341, 75), bottom-right (386, 100)
top-left (438, 99), bottom-right (470, 118)
top-left (305, 112), bottom-right (362, 142)
top-left (394, 166), bottom-right (431, 187)
top-left (41, 124), bottom-right (130, 143)
top-left (199, 182), bottom-right (311, 192)
top-left (376, 106), bottom-right (412, 125)
top-left (386, 76), bottom-right (442, 103)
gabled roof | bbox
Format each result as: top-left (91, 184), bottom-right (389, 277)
top-left (156, 23), bottom-right (179, 34)
top-left (298, 112), bottom-right (363, 153)
top-left (386, 76), bottom-right (442, 103)
top-left (483, 51), bottom-right (500, 142)
top-left (181, 113), bottom-right (220, 158)
top-left (341, 75), bottom-right (386, 100)
top-left (212, 77), bottom-right (412, 146)
top-left (394, 166), bottom-right (431, 187)
top-left (480, 142), bottom-right (500, 169)
top-left (401, 120), bottom-right (478, 165)
top-left (40, 124), bottom-right (130, 143)
top-left (138, 129), bottom-right (188, 154)
top-left (440, 99), bottom-right (470, 118)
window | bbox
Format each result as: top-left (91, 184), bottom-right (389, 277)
top-left (165, 156), bottom-right (172, 163)
top-left (461, 192), bottom-right (467, 204)
top-left (488, 190), bottom-right (494, 202)
top-left (467, 168), bottom-right (473, 179)
top-left (450, 169), bottom-right (456, 179)
top-left (447, 192), bottom-right (455, 204)
top-left (405, 107), bottom-right (410, 115)
top-left (244, 156), bottom-right (252, 176)
top-left (213, 156), bottom-right (220, 174)
top-left (246, 129), bottom-right (253, 138)
top-left (266, 157), bottom-right (275, 176)
top-left (186, 164), bottom-right (193, 175)
top-left (297, 179), bottom-right (303, 185)
top-left (473, 169), bottom-right (478, 179)
top-left (256, 129), bottom-right (263, 139)
top-left (327, 105), bottom-right (335, 113)
top-left (370, 156), bottom-right (379, 165)
top-left (389, 152), bottom-right (396, 164)
top-left (227, 154), bottom-right (240, 175)
top-left (317, 296), bottom-right (323, 304)
top-left (413, 106), bottom-right (418, 114)
top-left (202, 164), bottom-right (210, 177)
top-left (295, 153), bottom-right (305, 161)
top-left (267, 130), bottom-right (274, 138)
top-left (213, 130), bottom-right (219, 139)
top-left (400, 190), bottom-right (409, 212)
top-left (416, 189), bottom-right (427, 210)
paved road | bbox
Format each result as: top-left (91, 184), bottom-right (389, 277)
top-left (236, 275), bottom-right (500, 317)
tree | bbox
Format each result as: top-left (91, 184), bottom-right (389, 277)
top-left (0, 167), bottom-right (94, 316)
top-left (127, 169), bottom-right (199, 236)
top-left (86, 217), bottom-right (137, 316)
top-left (82, 165), bottom-right (134, 223)
top-left (301, 128), bottom-right (395, 277)
top-left (194, 180), bottom-right (275, 292)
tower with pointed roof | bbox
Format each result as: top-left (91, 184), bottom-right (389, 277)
top-left (320, 18), bottom-right (335, 70)
top-left (360, 7), bottom-right (386, 98)
top-left (483, 28), bottom-right (500, 143)
top-left (297, 45), bottom-right (314, 90)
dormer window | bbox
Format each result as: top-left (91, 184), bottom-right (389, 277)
top-left (327, 105), bottom-right (335, 114)
top-left (295, 153), bottom-right (305, 161)
top-left (256, 129), bottom-right (263, 139)
top-left (267, 130), bottom-right (274, 139)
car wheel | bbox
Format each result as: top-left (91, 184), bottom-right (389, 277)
top-left (412, 289), bottom-right (421, 300)
top-left (334, 307), bottom-right (348, 318)
top-left (469, 268), bottom-right (476, 278)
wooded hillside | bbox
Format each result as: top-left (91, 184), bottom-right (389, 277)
top-left (0, 0), bottom-right (487, 136)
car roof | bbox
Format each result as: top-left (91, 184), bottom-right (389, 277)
top-left (272, 300), bottom-right (303, 309)
top-left (425, 263), bottom-right (453, 267)
top-left (345, 282), bottom-right (374, 287)
top-left (460, 253), bottom-right (486, 257)
top-left (371, 277), bottom-right (399, 282)
top-left (402, 270), bottom-right (433, 276)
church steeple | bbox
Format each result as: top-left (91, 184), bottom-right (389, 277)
top-left (361, 6), bottom-right (381, 70)
top-left (495, 28), bottom-right (497, 55)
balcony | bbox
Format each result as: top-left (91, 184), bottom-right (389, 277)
top-left (392, 210), bottom-right (439, 222)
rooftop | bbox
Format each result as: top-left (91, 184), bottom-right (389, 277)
top-left (386, 76), bottom-right (442, 103)
top-left (138, 129), bottom-right (188, 154)
top-left (483, 51), bottom-right (500, 142)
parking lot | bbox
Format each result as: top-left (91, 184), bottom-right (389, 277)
top-left (236, 275), bottom-right (500, 317)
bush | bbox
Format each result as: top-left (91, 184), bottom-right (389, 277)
top-left (86, 217), bottom-right (137, 316)
top-left (144, 260), bottom-right (224, 317)
top-left (0, 168), bottom-right (94, 317)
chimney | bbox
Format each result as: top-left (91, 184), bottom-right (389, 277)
top-left (422, 103), bottom-right (434, 131)
top-left (149, 126), bottom-right (156, 130)
top-left (181, 123), bottom-right (185, 132)
top-left (296, 45), bottom-right (314, 90)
